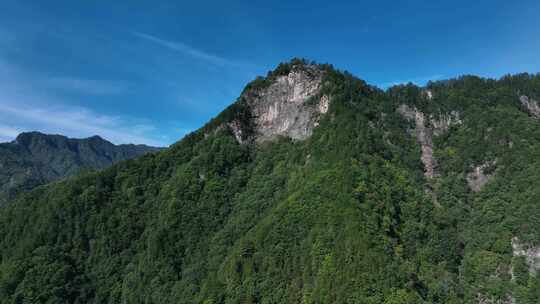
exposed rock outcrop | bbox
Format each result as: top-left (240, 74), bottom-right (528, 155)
top-left (512, 237), bottom-right (540, 274)
top-left (398, 105), bottom-right (438, 179)
top-left (228, 64), bottom-right (330, 143)
top-left (431, 111), bottom-right (462, 136)
top-left (519, 95), bottom-right (540, 117)
top-left (425, 89), bottom-right (433, 100)
top-left (466, 160), bottom-right (496, 192)
top-left (476, 294), bottom-right (515, 304)
top-left (397, 105), bottom-right (461, 179)
top-left (227, 120), bottom-right (245, 144)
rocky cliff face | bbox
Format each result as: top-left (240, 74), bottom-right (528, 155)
top-left (397, 103), bottom-right (500, 193)
top-left (227, 63), bottom-right (330, 143)
top-left (520, 95), bottom-right (540, 117)
top-left (512, 237), bottom-right (540, 274)
top-left (466, 161), bottom-right (496, 192)
top-left (397, 104), bottom-right (461, 179)
top-left (0, 132), bottom-right (161, 204)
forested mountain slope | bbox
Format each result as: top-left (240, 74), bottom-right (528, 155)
top-left (0, 59), bottom-right (539, 303)
top-left (0, 132), bottom-right (160, 205)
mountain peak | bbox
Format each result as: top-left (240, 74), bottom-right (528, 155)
top-left (1, 131), bottom-right (161, 205)
top-left (87, 134), bottom-right (107, 142)
top-left (219, 59), bottom-right (332, 143)
top-left (15, 131), bottom-right (46, 141)
top-left (14, 131), bottom-right (62, 146)
top-left (241, 58), bottom-right (327, 96)
top-left (14, 132), bottom-right (111, 148)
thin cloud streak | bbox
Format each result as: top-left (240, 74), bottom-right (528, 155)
top-left (0, 57), bottom-right (166, 146)
top-left (132, 31), bottom-right (248, 68)
top-left (0, 102), bottom-right (166, 147)
top-left (0, 125), bottom-right (22, 142)
top-left (46, 77), bottom-right (127, 95)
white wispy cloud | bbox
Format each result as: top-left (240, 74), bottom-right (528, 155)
top-left (0, 125), bottom-right (22, 143)
top-left (45, 77), bottom-right (127, 95)
top-left (132, 31), bottom-right (247, 68)
top-left (0, 58), bottom-right (166, 146)
top-left (0, 101), bottom-right (165, 146)
top-left (379, 74), bottom-right (445, 89)
top-left (0, 58), bottom-right (126, 97)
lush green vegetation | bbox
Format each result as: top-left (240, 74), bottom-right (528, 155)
top-left (0, 61), bottom-right (539, 303)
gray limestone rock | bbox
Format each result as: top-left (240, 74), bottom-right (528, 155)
top-left (466, 161), bottom-right (496, 192)
top-left (520, 95), bottom-right (540, 117)
top-left (227, 64), bottom-right (330, 143)
top-left (512, 237), bottom-right (540, 274)
top-left (397, 104), bottom-right (461, 179)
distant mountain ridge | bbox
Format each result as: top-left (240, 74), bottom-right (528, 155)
top-left (0, 131), bottom-right (161, 204)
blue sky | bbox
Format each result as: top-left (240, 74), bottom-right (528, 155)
top-left (1, 0), bottom-right (539, 146)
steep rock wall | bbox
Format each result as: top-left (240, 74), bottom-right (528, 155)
top-left (229, 65), bottom-right (330, 143)
top-left (397, 104), bottom-right (461, 179)
top-left (512, 237), bottom-right (540, 274)
top-left (520, 95), bottom-right (540, 117)
top-left (466, 161), bottom-right (496, 192)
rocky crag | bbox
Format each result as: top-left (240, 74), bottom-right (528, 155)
top-left (223, 62), bottom-right (331, 143)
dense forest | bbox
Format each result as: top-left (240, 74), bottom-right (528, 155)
top-left (1, 59), bottom-right (539, 303)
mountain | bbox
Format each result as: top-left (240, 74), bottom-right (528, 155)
top-left (0, 132), bottom-right (161, 205)
top-left (1, 59), bottom-right (539, 303)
